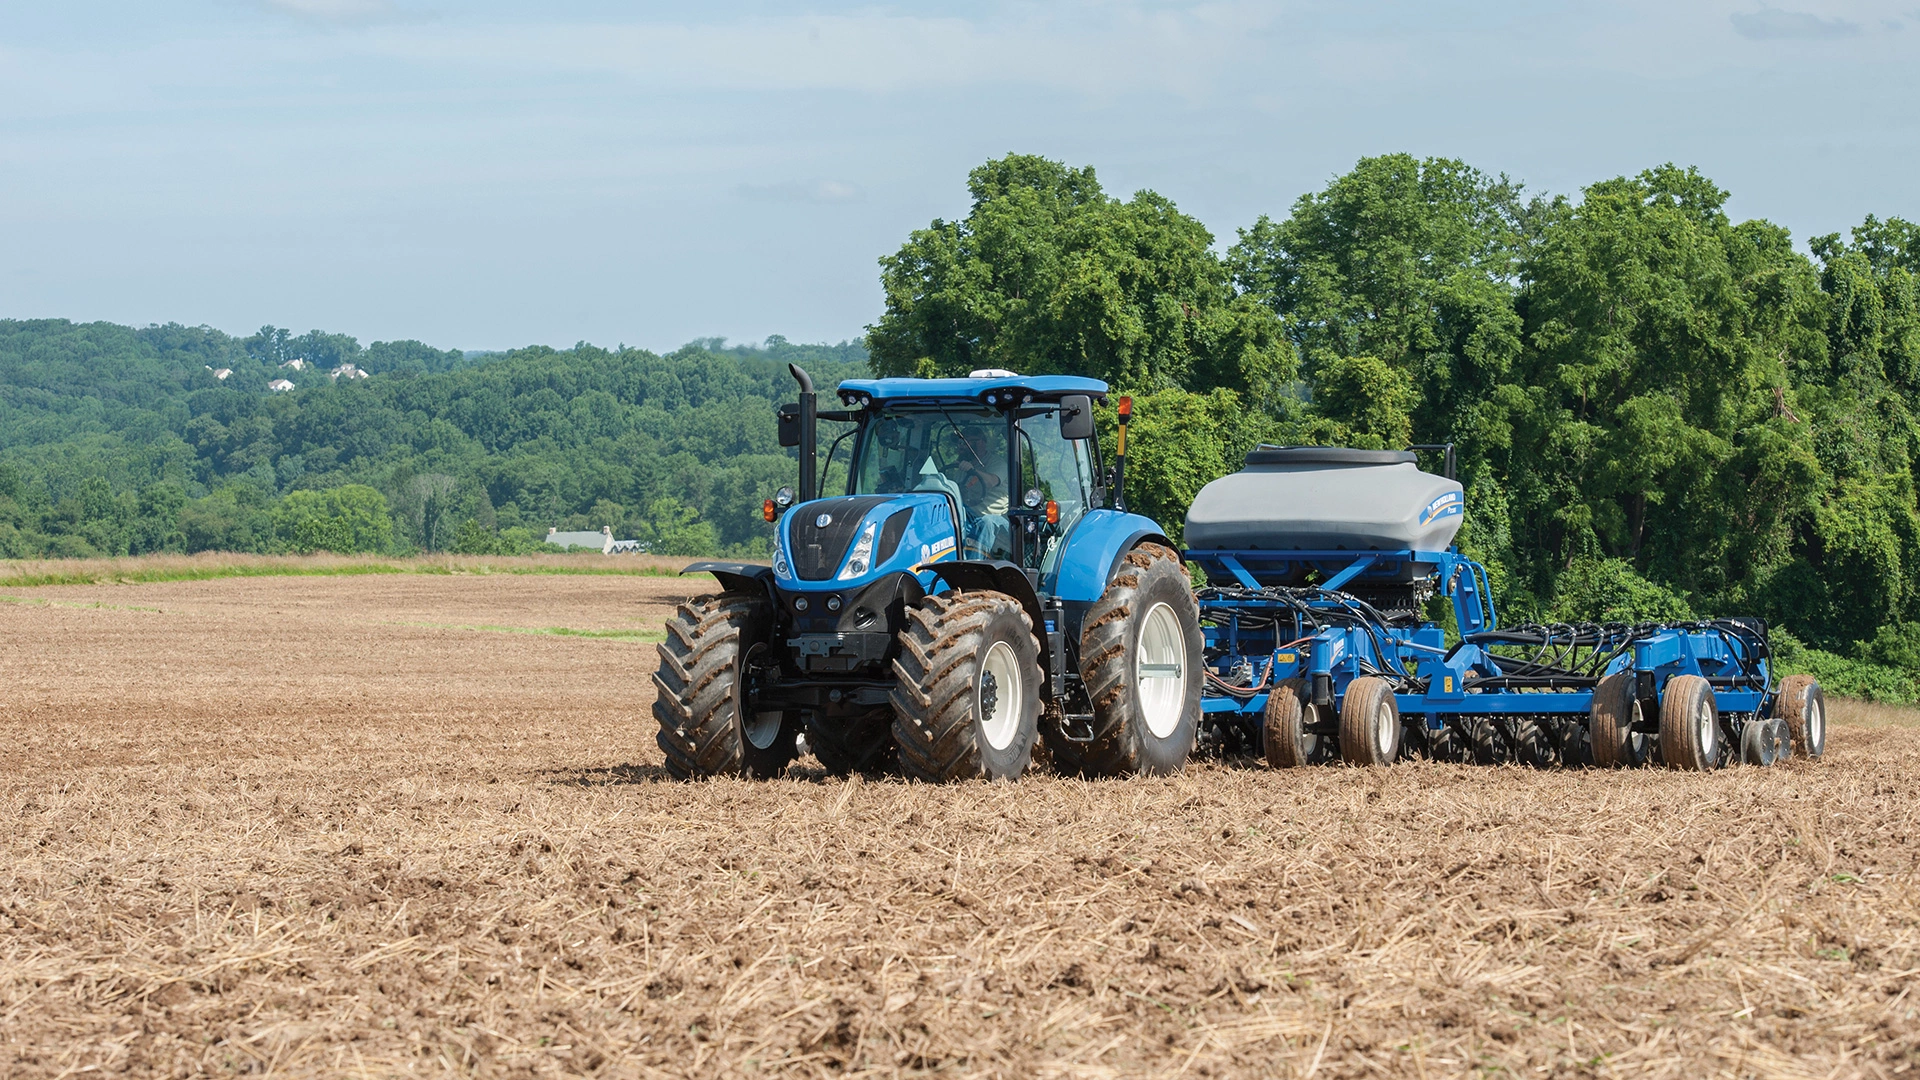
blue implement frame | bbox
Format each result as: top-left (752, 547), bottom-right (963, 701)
top-left (1185, 547), bottom-right (1776, 764)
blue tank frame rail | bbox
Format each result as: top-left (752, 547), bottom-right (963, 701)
top-left (1186, 547), bottom-right (1775, 749)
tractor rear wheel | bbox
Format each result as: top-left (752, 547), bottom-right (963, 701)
top-left (1262, 678), bottom-right (1326, 768)
top-left (890, 591), bottom-right (1042, 782)
top-left (1049, 543), bottom-right (1203, 777)
top-left (1772, 674), bottom-right (1826, 759)
top-left (653, 593), bottom-right (797, 780)
top-left (1589, 672), bottom-right (1650, 768)
top-left (1338, 676), bottom-right (1401, 766)
top-left (1658, 674), bottom-right (1720, 771)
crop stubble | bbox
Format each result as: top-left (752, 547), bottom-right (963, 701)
top-left (1, 571), bottom-right (1916, 1078)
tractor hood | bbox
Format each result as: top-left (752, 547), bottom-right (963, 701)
top-left (772, 492), bottom-right (958, 589)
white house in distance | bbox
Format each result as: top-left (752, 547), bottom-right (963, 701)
top-left (546, 525), bottom-right (641, 554)
top-left (280, 358), bottom-right (306, 371)
top-left (330, 363), bottom-right (369, 380)
top-left (206, 366), bottom-right (232, 380)
top-left (268, 378), bottom-right (295, 392)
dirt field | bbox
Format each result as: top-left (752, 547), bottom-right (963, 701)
top-left (2, 568), bottom-right (1916, 1078)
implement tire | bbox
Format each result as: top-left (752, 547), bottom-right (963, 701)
top-left (1050, 543), bottom-right (1204, 778)
top-left (891, 591), bottom-right (1042, 782)
top-left (1658, 674), bottom-right (1720, 771)
top-left (653, 593), bottom-right (797, 780)
top-left (1262, 678), bottom-right (1326, 768)
top-left (1772, 674), bottom-right (1826, 760)
top-left (1509, 718), bottom-right (1556, 768)
top-left (1589, 672), bottom-right (1649, 768)
top-left (1338, 676), bottom-right (1401, 766)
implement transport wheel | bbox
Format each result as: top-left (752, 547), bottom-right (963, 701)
top-left (1461, 716), bottom-right (1505, 765)
top-left (1589, 672), bottom-right (1650, 768)
top-left (891, 591), bottom-right (1042, 782)
top-left (654, 593), bottom-right (798, 780)
top-left (1772, 674), bottom-right (1827, 759)
top-left (1658, 674), bottom-right (1720, 771)
top-left (1050, 543), bottom-right (1204, 777)
top-left (1339, 677), bottom-right (1401, 766)
top-left (1262, 678), bottom-right (1328, 768)
top-left (1740, 717), bottom-right (1788, 766)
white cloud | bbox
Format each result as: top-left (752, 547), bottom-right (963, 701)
top-left (737, 179), bottom-right (862, 204)
top-left (1730, 8), bottom-right (1863, 38)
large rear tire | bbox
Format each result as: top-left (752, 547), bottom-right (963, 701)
top-left (1049, 543), bottom-right (1203, 777)
top-left (891, 591), bottom-right (1042, 782)
top-left (1772, 674), bottom-right (1826, 759)
top-left (1658, 674), bottom-right (1720, 771)
top-left (1338, 676), bottom-right (1401, 766)
top-left (1589, 672), bottom-right (1650, 768)
top-left (653, 593), bottom-right (798, 780)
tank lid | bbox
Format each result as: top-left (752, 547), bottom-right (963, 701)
top-left (1244, 445), bottom-right (1417, 467)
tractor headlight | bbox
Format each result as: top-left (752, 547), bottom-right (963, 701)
top-left (774, 486), bottom-right (795, 508)
top-left (772, 544), bottom-right (791, 579)
top-left (837, 521), bottom-right (878, 580)
top-left (1024, 487), bottom-right (1044, 509)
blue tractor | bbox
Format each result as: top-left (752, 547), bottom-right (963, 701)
top-left (652, 366), bottom-right (1206, 782)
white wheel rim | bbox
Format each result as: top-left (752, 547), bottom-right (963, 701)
top-left (1136, 602), bottom-right (1186, 739)
top-left (1373, 699), bottom-right (1395, 759)
top-left (744, 709), bottom-right (782, 750)
top-left (1696, 696), bottom-right (1716, 762)
top-left (1807, 693), bottom-right (1824, 752)
top-left (978, 640), bottom-right (1022, 751)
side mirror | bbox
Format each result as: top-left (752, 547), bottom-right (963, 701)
top-left (1058, 395), bottom-right (1095, 441)
top-left (777, 403), bottom-right (802, 447)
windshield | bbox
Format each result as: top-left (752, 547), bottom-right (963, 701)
top-left (855, 409), bottom-right (1008, 507)
top-left (855, 407), bottom-right (1013, 559)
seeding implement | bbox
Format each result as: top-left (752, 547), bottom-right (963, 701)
top-left (1186, 446), bottom-right (1826, 770)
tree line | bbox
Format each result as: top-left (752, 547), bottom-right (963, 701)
top-left (868, 154), bottom-right (1920, 700)
top-left (0, 320), bottom-right (863, 560)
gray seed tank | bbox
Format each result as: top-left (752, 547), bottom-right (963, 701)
top-left (1184, 446), bottom-right (1465, 554)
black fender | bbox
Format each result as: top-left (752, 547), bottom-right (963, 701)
top-left (683, 561), bottom-right (775, 599)
top-left (925, 559), bottom-right (1052, 682)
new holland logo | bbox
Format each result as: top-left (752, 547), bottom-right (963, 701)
top-left (1418, 491), bottom-right (1464, 526)
top-left (815, 513), bottom-right (833, 527)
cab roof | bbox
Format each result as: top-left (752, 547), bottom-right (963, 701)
top-left (834, 374), bottom-right (1108, 406)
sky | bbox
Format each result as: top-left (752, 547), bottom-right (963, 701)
top-left (1, 1), bottom-right (1915, 354)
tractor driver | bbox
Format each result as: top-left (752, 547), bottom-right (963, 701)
top-left (939, 420), bottom-right (1011, 560)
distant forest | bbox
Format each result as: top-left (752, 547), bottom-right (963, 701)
top-left (4, 151), bottom-right (1919, 697)
top-left (0, 322), bottom-right (863, 560)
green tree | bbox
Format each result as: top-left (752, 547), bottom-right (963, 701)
top-left (867, 154), bottom-right (1294, 403)
top-left (273, 485), bottom-right (395, 553)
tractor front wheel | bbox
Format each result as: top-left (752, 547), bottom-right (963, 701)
top-left (890, 591), bottom-right (1042, 782)
top-left (653, 593), bottom-right (797, 780)
top-left (1049, 544), bottom-right (1203, 777)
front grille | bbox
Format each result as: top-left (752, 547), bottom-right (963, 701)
top-left (790, 496), bottom-right (891, 580)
